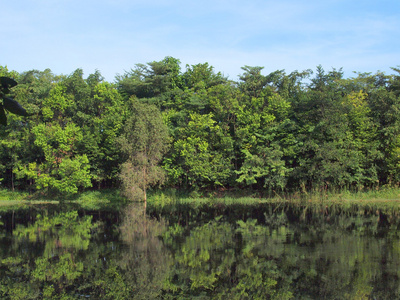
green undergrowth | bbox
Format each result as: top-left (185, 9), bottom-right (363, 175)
top-left (147, 186), bottom-right (400, 217)
top-left (0, 189), bottom-right (30, 201)
top-left (70, 189), bottom-right (128, 210)
top-left (1, 186), bottom-right (400, 215)
top-left (0, 189), bottom-right (30, 212)
top-left (0, 189), bottom-right (128, 212)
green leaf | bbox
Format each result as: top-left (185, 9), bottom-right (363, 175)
top-left (3, 97), bottom-right (29, 116)
top-left (0, 76), bottom-right (17, 91)
top-left (0, 105), bottom-right (7, 126)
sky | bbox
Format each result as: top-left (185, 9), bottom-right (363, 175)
top-left (1, 0), bottom-right (400, 82)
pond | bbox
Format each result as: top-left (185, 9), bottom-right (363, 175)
top-left (1, 202), bottom-right (400, 299)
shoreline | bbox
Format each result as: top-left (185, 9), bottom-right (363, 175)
top-left (1, 187), bottom-right (400, 215)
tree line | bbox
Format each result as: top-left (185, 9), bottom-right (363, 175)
top-left (0, 58), bottom-right (400, 196)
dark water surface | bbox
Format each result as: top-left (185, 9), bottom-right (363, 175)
top-left (1, 203), bottom-right (400, 299)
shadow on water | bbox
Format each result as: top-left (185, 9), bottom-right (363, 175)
top-left (1, 201), bottom-right (400, 299)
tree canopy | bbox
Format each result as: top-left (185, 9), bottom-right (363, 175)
top-left (1, 60), bottom-right (400, 195)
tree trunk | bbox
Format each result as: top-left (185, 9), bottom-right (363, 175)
top-left (143, 165), bottom-right (147, 214)
top-left (11, 169), bottom-right (14, 192)
top-left (144, 188), bottom-right (147, 215)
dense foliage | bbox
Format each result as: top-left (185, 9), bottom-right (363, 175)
top-left (2, 204), bottom-right (400, 299)
top-left (1, 59), bottom-right (400, 195)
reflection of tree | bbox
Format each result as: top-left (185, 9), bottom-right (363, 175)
top-left (162, 217), bottom-right (292, 299)
top-left (2, 207), bottom-right (400, 299)
top-left (32, 253), bottom-right (84, 295)
top-left (0, 211), bottom-right (99, 299)
top-left (118, 204), bottom-right (171, 299)
top-left (0, 207), bottom-right (172, 299)
top-left (260, 215), bottom-right (400, 299)
top-left (161, 214), bottom-right (400, 299)
top-left (14, 211), bottom-right (95, 255)
top-left (174, 219), bottom-right (235, 291)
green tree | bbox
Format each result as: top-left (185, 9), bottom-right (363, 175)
top-left (233, 68), bottom-right (294, 191)
top-left (167, 112), bottom-right (234, 188)
top-left (118, 100), bottom-right (170, 209)
top-left (17, 122), bottom-right (92, 195)
top-left (288, 66), bottom-right (369, 189)
top-left (364, 68), bottom-right (400, 184)
top-left (238, 66), bottom-right (268, 98)
top-left (0, 73), bottom-right (41, 190)
top-left (117, 56), bottom-right (183, 100)
top-left (73, 78), bottom-right (125, 188)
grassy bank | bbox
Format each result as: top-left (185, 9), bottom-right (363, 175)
top-left (0, 189), bottom-right (128, 211)
top-left (146, 186), bottom-right (400, 217)
top-left (1, 186), bottom-right (400, 214)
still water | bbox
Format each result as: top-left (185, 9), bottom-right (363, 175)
top-left (1, 203), bottom-right (400, 299)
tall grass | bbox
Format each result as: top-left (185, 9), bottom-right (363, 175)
top-left (146, 186), bottom-right (400, 217)
top-left (1, 186), bottom-right (400, 215)
top-left (71, 189), bottom-right (127, 210)
top-left (0, 188), bottom-right (127, 212)
top-left (0, 189), bottom-right (30, 201)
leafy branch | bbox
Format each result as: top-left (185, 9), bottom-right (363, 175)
top-left (0, 76), bottom-right (31, 126)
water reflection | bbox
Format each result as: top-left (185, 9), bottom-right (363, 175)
top-left (118, 204), bottom-right (171, 299)
top-left (0, 204), bottom-right (400, 299)
top-left (0, 210), bottom-right (100, 299)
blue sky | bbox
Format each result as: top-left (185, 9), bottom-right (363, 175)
top-left (1, 0), bottom-right (399, 81)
